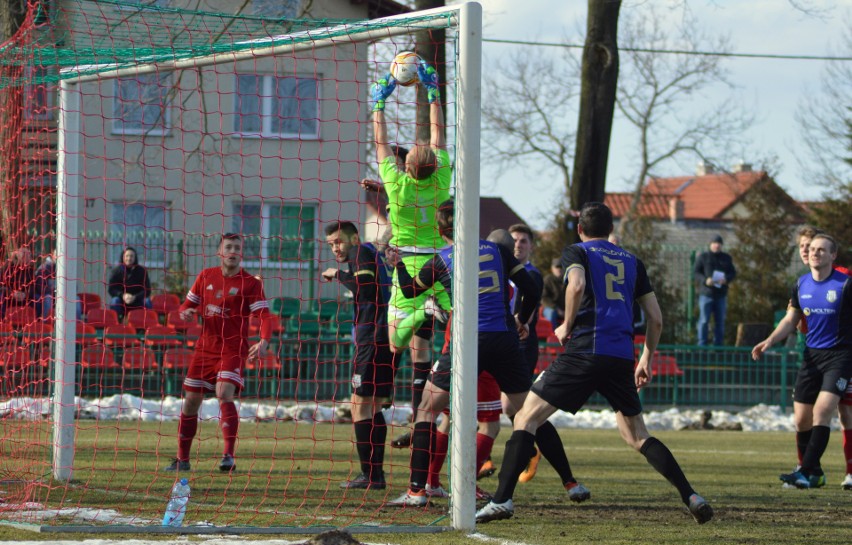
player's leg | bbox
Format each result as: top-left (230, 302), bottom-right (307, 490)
top-left (793, 400), bottom-right (814, 469)
top-left (713, 295), bottom-right (726, 346)
top-left (215, 379), bottom-right (239, 472)
top-left (797, 391), bottom-right (842, 488)
top-left (425, 415), bottom-right (451, 497)
top-left (839, 399), bottom-right (852, 489)
top-left (166, 352), bottom-right (214, 471)
top-left (696, 295), bottom-right (712, 346)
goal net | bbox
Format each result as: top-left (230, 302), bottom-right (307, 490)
top-left (0, 0), bottom-right (482, 533)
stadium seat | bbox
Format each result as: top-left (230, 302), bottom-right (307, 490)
top-left (144, 325), bottom-right (183, 349)
top-left (86, 308), bottom-right (120, 329)
top-left (103, 324), bottom-right (141, 348)
top-left (535, 317), bottom-right (554, 338)
top-left (316, 298), bottom-right (340, 322)
top-left (270, 297), bottom-right (301, 319)
top-left (245, 351), bottom-right (281, 372)
top-left (184, 323), bottom-right (203, 348)
top-left (126, 308), bottom-right (159, 331)
top-left (151, 293), bottom-right (181, 316)
top-left (0, 346), bottom-right (40, 396)
top-left (163, 347), bottom-right (193, 370)
top-left (5, 306), bottom-right (37, 328)
top-left (21, 318), bottom-right (54, 345)
top-left (80, 343), bottom-right (119, 369)
top-left (77, 292), bottom-right (103, 317)
top-left (249, 315), bottom-right (284, 336)
top-left (0, 346), bottom-right (29, 370)
top-left (287, 312), bottom-right (322, 337)
top-left (122, 347), bottom-right (158, 371)
top-left (166, 310), bottom-right (196, 332)
top-left (652, 355), bottom-right (684, 377)
top-left (76, 321), bottom-right (99, 346)
top-left (536, 334), bottom-right (561, 374)
top-left (0, 322), bottom-right (16, 352)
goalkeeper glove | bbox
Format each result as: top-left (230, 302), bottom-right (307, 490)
top-left (417, 60), bottom-right (440, 103)
top-left (369, 74), bottom-right (397, 112)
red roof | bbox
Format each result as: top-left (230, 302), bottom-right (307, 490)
top-left (604, 192), bottom-right (673, 220)
top-left (643, 170), bottom-right (766, 220)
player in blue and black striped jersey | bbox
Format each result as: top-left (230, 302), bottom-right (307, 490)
top-left (477, 202), bottom-right (714, 525)
top-left (322, 221), bottom-right (398, 491)
top-left (385, 200), bottom-right (594, 508)
top-left (753, 233), bottom-right (852, 489)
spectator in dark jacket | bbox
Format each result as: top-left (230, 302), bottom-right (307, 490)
top-left (108, 247), bottom-right (152, 320)
top-left (1, 247), bottom-right (36, 318)
top-left (541, 258), bottom-right (565, 327)
top-left (34, 251), bottom-right (56, 318)
top-left (694, 235), bottom-right (736, 346)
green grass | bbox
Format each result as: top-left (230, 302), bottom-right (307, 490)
top-left (0, 421), bottom-right (849, 544)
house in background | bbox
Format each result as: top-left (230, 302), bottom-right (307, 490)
top-left (605, 161), bottom-right (805, 250)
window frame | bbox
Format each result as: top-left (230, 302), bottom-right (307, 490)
top-left (111, 72), bottom-right (172, 136)
top-left (233, 73), bottom-right (320, 140)
top-left (231, 201), bottom-right (316, 269)
top-left (107, 201), bottom-right (171, 268)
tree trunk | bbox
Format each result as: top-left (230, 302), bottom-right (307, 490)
top-left (0, 0), bottom-right (29, 257)
top-left (414, 0), bottom-right (445, 144)
top-left (570, 0), bottom-right (620, 238)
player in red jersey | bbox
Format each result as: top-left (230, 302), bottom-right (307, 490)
top-left (164, 233), bottom-right (273, 473)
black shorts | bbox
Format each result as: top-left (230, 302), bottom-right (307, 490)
top-left (519, 337), bottom-right (539, 379)
top-left (531, 352), bottom-right (642, 417)
top-left (793, 347), bottom-right (852, 404)
top-left (351, 341), bottom-right (396, 398)
top-left (429, 331), bottom-right (531, 394)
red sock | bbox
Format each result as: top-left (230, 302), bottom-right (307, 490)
top-left (476, 432), bottom-right (495, 471)
top-left (177, 413), bottom-right (198, 461)
top-left (843, 428), bottom-right (852, 474)
top-left (428, 431), bottom-right (449, 488)
top-left (220, 401), bottom-right (239, 457)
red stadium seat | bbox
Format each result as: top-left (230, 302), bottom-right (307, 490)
top-left (76, 321), bottom-right (99, 346)
top-left (245, 351), bottom-right (281, 372)
top-left (122, 347), bottom-right (158, 371)
top-left (163, 347), bottom-right (193, 370)
top-left (652, 355), bottom-right (684, 377)
top-left (5, 306), bottom-right (37, 328)
top-left (535, 317), bottom-right (554, 338)
top-left (185, 323), bottom-right (203, 348)
top-left (80, 343), bottom-right (119, 369)
top-left (151, 293), bottom-right (181, 316)
top-left (86, 308), bottom-right (120, 329)
top-left (78, 292), bottom-right (103, 317)
top-left (144, 325), bottom-right (183, 349)
top-left (103, 324), bottom-right (141, 348)
top-left (126, 309), bottom-right (159, 331)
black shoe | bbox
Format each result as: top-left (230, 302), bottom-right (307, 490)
top-left (164, 458), bottom-right (191, 472)
top-left (688, 494), bottom-right (714, 524)
top-left (339, 472), bottom-right (386, 490)
top-left (219, 454), bottom-right (236, 472)
top-left (391, 431), bottom-right (412, 449)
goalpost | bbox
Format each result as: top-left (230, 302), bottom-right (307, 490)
top-left (14, 0), bottom-right (484, 533)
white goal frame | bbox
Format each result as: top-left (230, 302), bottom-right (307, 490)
top-left (52, 2), bottom-right (482, 531)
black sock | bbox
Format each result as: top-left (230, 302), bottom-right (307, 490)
top-left (411, 361), bottom-right (431, 421)
top-left (370, 412), bottom-right (387, 476)
top-left (535, 420), bottom-right (575, 485)
top-left (353, 418), bottom-right (372, 476)
top-left (640, 437), bottom-right (695, 505)
top-left (801, 425), bottom-right (831, 476)
top-left (410, 421), bottom-right (435, 491)
top-left (493, 430), bottom-right (537, 504)
top-left (796, 429), bottom-right (812, 466)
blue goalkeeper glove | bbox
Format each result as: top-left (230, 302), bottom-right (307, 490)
top-left (369, 74), bottom-right (397, 112)
top-left (417, 59), bottom-right (440, 103)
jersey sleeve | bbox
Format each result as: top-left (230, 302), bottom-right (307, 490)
top-left (789, 280), bottom-right (802, 311)
top-left (634, 258), bottom-right (654, 299)
top-left (379, 156), bottom-right (404, 196)
top-left (501, 246), bottom-right (540, 324)
top-left (434, 149), bottom-right (452, 195)
top-left (560, 244), bottom-right (586, 283)
top-left (180, 270), bottom-right (205, 310)
top-left (248, 277), bottom-right (273, 341)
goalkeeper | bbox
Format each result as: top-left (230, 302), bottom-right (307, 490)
top-left (369, 59), bottom-right (453, 433)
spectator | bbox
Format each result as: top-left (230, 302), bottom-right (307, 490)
top-left (541, 258), bottom-right (565, 327)
top-left (1, 247), bottom-right (36, 317)
top-left (107, 247), bottom-right (152, 320)
top-left (34, 251), bottom-right (56, 318)
top-left (693, 234), bottom-right (736, 346)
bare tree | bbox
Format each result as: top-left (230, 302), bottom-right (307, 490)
top-left (614, 5), bottom-right (753, 237)
top-left (795, 16), bottom-right (852, 187)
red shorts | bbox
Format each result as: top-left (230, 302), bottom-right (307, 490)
top-left (477, 371), bottom-right (502, 423)
top-left (183, 350), bottom-right (244, 393)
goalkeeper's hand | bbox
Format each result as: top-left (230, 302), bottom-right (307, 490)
top-left (369, 74), bottom-right (397, 112)
top-left (417, 59), bottom-right (440, 103)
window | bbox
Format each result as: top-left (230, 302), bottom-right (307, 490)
top-left (112, 72), bottom-right (171, 135)
top-left (24, 66), bottom-right (55, 120)
top-left (252, 0), bottom-right (301, 18)
top-left (232, 202), bottom-right (316, 266)
top-left (109, 202), bottom-right (169, 267)
top-left (234, 74), bottom-right (319, 138)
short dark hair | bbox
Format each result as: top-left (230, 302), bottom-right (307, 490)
top-left (324, 221), bottom-right (359, 237)
top-left (220, 233), bottom-right (242, 244)
top-left (812, 233), bottom-right (838, 254)
top-left (796, 225), bottom-right (823, 242)
top-left (436, 198), bottom-right (454, 240)
top-left (390, 145), bottom-right (409, 163)
top-left (578, 202), bottom-right (613, 238)
top-left (508, 223), bottom-right (534, 243)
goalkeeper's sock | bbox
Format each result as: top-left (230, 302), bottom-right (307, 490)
top-left (411, 360), bottom-right (431, 421)
top-left (369, 411), bottom-right (388, 476)
top-left (640, 437), bottom-right (695, 505)
top-left (177, 412), bottom-right (198, 461)
top-left (428, 430), bottom-right (449, 488)
top-left (492, 430), bottom-right (536, 504)
top-left (475, 432), bottom-right (495, 471)
top-left (796, 429), bottom-right (812, 466)
top-left (535, 420), bottom-right (575, 484)
top-left (409, 421), bottom-right (435, 492)
top-left (220, 401), bottom-right (239, 457)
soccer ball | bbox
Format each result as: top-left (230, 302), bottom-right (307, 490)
top-left (390, 51), bottom-right (420, 87)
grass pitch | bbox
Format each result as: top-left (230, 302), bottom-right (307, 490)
top-left (0, 421), bottom-right (849, 544)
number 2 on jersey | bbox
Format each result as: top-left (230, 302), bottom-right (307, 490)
top-left (602, 256), bottom-right (625, 301)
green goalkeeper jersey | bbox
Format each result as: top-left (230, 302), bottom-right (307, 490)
top-left (380, 148), bottom-right (452, 252)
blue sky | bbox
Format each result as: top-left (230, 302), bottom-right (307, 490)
top-left (473, 0), bottom-right (849, 229)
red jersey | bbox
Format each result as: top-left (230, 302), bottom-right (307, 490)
top-left (180, 267), bottom-right (271, 356)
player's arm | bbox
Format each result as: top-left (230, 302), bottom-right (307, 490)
top-left (502, 247), bottom-right (541, 325)
top-left (370, 74), bottom-right (396, 163)
top-left (247, 292), bottom-right (273, 361)
top-left (178, 273), bottom-right (203, 321)
top-left (417, 60), bottom-right (444, 150)
top-left (751, 306), bottom-right (801, 361)
top-left (635, 293), bottom-right (662, 389)
top-left (430, 102), bottom-right (445, 150)
top-left (555, 265), bottom-right (584, 345)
